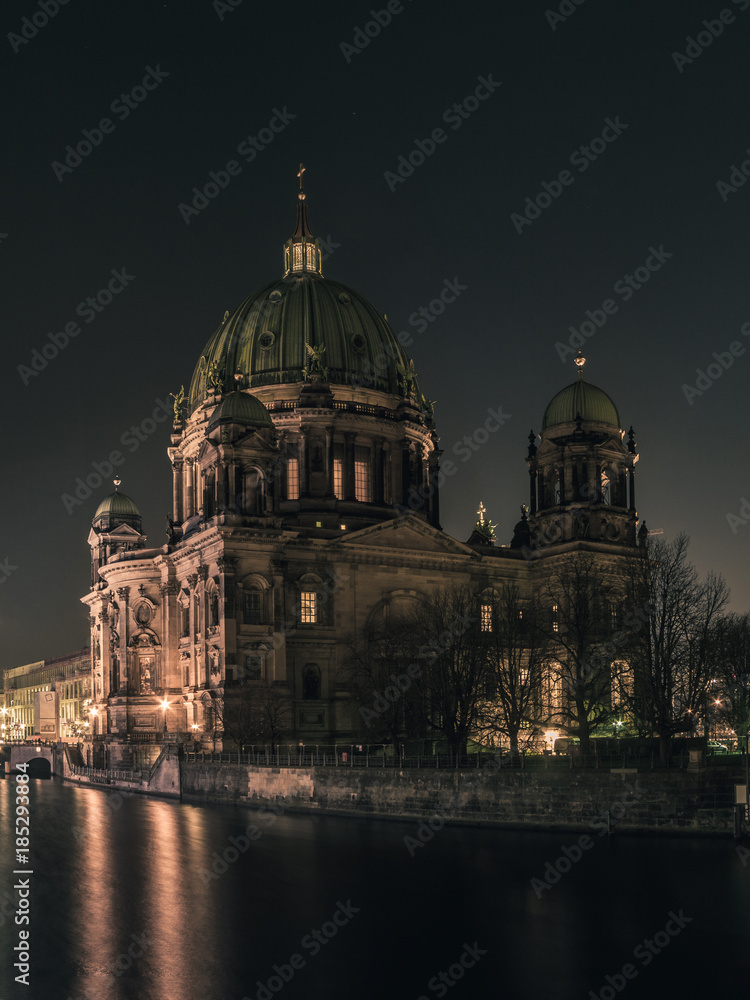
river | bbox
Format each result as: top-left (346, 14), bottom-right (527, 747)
top-left (0, 775), bottom-right (747, 1000)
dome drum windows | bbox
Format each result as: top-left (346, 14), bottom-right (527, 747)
top-left (354, 446), bottom-right (372, 502)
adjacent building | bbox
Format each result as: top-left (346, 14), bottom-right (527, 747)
top-left (2, 648), bottom-right (91, 741)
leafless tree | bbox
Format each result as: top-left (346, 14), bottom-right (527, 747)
top-left (474, 584), bottom-right (549, 756)
top-left (214, 680), bottom-right (291, 752)
top-left (539, 550), bottom-right (630, 753)
top-left (405, 586), bottom-right (487, 755)
top-left (626, 533), bottom-right (729, 762)
top-left (344, 611), bottom-right (423, 753)
top-left (710, 612), bottom-right (750, 743)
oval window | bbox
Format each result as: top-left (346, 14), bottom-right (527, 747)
top-left (259, 331), bottom-right (275, 350)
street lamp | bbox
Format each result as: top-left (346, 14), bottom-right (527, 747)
top-left (160, 698), bottom-right (169, 738)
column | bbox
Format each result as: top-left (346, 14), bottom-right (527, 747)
top-left (116, 587), bottom-right (130, 695)
top-left (172, 460), bottom-right (183, 522)
top-left (344, 432), bottom-right (356, 501)
top-left (325, 427), bottom-right (334, 497)
top-left (374, 437), bottom-right (385, 504)
top-left (184, 459), bottom-right (194, 519)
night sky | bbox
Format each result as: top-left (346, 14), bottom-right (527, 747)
top-left (3, 0), bottom-right (749, 667)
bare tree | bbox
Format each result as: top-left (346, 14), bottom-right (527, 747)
top-left (539, 550), bottom-right (629, 753)
top-left (711, 612), bottom-right (750, 743)
top-left (627, 533), bottom-right (729, 762)
top-left (344, 612), bottom-right (423, 753)
top-left (214, 681), bottom-right (291, 752)
top-left (406, 586), bottom-right (487, 755)
top-left (475, 584), bottom-right (549, 756)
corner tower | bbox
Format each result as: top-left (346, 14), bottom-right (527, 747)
top-left (526, 353), bottom-right (639, 549)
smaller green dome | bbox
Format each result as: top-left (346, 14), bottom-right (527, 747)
top-left (93, 490), bottom-right (141, 520)
top-left (542, 380), bottom-right (620, 430)
top-left (206, 390), bottom-right (274, 432)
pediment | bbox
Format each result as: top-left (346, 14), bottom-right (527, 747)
top-left (88, 523), bottom-right (144, 545)
top-left (331, 516), bottom-right (476, 556)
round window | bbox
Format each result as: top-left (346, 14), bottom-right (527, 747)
top-left (268, 290), bottom-right (282, 303)
top-left (351, 333), bottom-right (366, 352)
top-left (338, 292), bottom-right (351, 304)
top-left (259, 331), bottom-right (275, 350)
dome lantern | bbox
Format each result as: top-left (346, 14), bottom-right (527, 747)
top-left (283, 164), bottom-right (323, 277)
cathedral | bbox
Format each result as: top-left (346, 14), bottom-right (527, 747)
top-left (81, 171), bottom-right (644, 763)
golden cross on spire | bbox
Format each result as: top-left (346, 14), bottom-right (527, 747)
top-left (297, 163), bottom-right (306, 197)
top-left (477, 501), bottom-right (486, 525)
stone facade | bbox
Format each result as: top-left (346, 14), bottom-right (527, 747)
top-left (80, 184), bottom-right (646, 765)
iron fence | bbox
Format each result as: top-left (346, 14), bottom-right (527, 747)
top-left (180, 745), bottom-right (750, 772)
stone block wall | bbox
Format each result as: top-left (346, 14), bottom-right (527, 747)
top-left (180, 762), bottom-right (741, 834)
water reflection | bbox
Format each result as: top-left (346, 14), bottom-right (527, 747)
top-left (0, 777), bottom-right (747, 1000)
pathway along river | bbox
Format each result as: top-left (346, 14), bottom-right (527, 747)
top-left (0, 775), bottom-right (748, 1000)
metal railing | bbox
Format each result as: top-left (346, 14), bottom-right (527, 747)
top-left (180, 745), bottom-right (750, 772)
top-left (72, 765), bottom-right (141, 781)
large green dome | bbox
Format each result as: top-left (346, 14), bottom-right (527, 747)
top-left (542, 380), bottom-right (620, 430)
top-left (187, 272), bottom-right (412, 412)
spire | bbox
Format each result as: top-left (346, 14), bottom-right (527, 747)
top-left (284, 163), bottom-right (323, 276)
top-left (574, 349), bottom-right (586, 380)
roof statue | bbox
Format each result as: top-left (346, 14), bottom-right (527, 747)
top-left (303, 342), bottom-right (328, 382)
top-left (169, 385), bottom-right (185, 422)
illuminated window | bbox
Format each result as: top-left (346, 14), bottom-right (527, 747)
top-left (552, 604), bottom-right (559, 633)
top-left (287, 457), bottom-right (300, 500)
top-left (354, 447), bottom-right (371, 501)
top-left (292, 245), bottom-right (303, 271)
top-left (480, 604), bottom-right (493, 632)
top-left (300, 591), bottom-right (317, 624)
top-left (333, 457), bottom-right (343, 498)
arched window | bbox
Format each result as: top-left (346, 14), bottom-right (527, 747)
top-left (204, 471), bottom-right (215, 518)
top-left (179, 595), bottom-right (190, 638)
top-left (209, 587), bottom-right (220, 628)
top-left (243, 468), bottom-right (264, 515)
top-left (303, 663), bottom-right (321, 700)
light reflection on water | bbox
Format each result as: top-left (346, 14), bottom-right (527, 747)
top-left (0, 776), bottom-right (748, 1000)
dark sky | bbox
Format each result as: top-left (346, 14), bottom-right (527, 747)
top-left (3, 0), bottom-right (749, 667)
